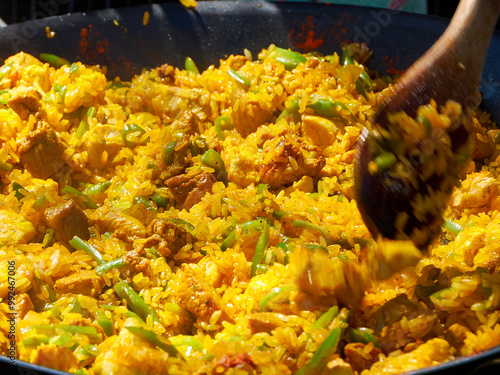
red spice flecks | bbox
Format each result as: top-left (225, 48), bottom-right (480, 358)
top-left (384, 55), bottom-right (404, 75)
top-left (80, 27), bottom-right (89, 57)
top-left (290, 15), bottom-right (325, 52)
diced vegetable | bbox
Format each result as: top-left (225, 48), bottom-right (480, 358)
top-left (185, 57), bottom-right (200, 75)
top-left (84, 181), bottom-right (111, 196)
top-left (267, 46), bottom-right (306, 70)
top-left (96, 258), bottom-right (127, 274)
top-left (201, 149), bottom-right (227, 183)
top-left (122, 123), bottom-right (148, 148)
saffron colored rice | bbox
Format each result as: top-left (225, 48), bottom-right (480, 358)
top-left (0, 45), bottom-right (499, 374)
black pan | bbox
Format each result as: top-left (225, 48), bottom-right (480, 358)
top-left (0, 2), bottom-right (499, 374)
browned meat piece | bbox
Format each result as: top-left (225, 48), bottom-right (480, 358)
top-left (122, 249), bottom-right (150, 273)
top-left (156, 63), bottom-right (174, 81)
top-left (368, 294), bottom-right (438, 353)
top-left (44, 199), bottom-right (90, 242)
top-left (146, 218), bottom-right (197, 258)
top-left (259, 132), bottom-right (325, 189)
top-left (30, 345), bottom-right (78, 372)
top-left (92, 207), bottom-right (147, 242)
top-left (15, 293), bottom-right (34, 319)
top-left (469, 122), bottom-right (496, 160)
top-left (7, 87), bottom-right (45, 120)
top-left (165, 172), bottom-right (216, 210)
top-left (17, 122), bottom-right (67, 179)
top-left (175, 266), bottom-right (234, 324)
top-left (54, 270), bottom-right (103, 296)
top-left (344, 342), bottom-right (382, 372)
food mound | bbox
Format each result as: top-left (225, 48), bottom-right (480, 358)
top-left (0, 44), bottom-right (499, 374)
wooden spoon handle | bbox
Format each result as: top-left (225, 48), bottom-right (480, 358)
top-left (379, 0), bottom-right (500, 119)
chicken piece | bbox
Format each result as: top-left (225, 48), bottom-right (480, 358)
top-left (93, 318), bottom-right (175, 375)
top-left (450, 171), bottom-right (499, 213)
top-left (93, 207), bottom-right (146, 242)
top-left (259, 132), bottom-right (325, 189)
top-left (0, 256), bottom-right (34, 298)
top-left (15, 293), bottom-right (34, 319)
top-left (322, 356), bottom-right (355, 375)
top-left (30, 345), bottom-right (78, 372)
top-left (165, 172), bottom-right (216, 210)
top-left (221, 54), bottom-right (249, 71)
top-left (454, 227), bottom-right (486, 267)
top-left (174, 265), bottom-right (234, 324)
top-left (44, 199), bottom-right (91, 242)
top-left (223, 134), bottom-right (260, 187)
top-left (7, 87), bottom-right (46, 120)
top-left (344, 342), bottom-right (382, 372)
top-left (17, 121), bottom-right (67, 179)
top-left (0, 210), bottom-right (35, 246)
top-left (364, 338), bottom-right (452, 374)
top-left (81, 125), bottom-right (124, 169)
top-left (146, 218), bottom-right (197, 258)
top-left (54, 270), bottom-right (103, 296)
top-left (469, 120), bottom-right (496, 160)
top-left (300, 115), bottom-right (339, 148)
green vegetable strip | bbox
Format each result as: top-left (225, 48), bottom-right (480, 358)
top-left (443, 219), bottom-right (464, 236)
top-left (122, 123), bottom-right (147, 148)
top-left (96, 310), bottom-right (114, 337)
top-left (228, 69), bottom-right (250, 87)
top-left (313, 306), bottom-right (339, 329)
top-left (84, 181), bottom-right (111, 196)
top-left (292, 219), bottom-right (333, 245)
top-left (295, 327), bottom-right (341, 375)
top-left (75, 107), bottom-right (96, 139)
top-left (30, 324), bottom-right (97, 335)
top-left (268, 47), bottom-right (306, 70)
top-left (277, 97), bottom-right (299, 121)
top-left (22, 336), bottom-right (50, 347)
top-left (220, 219), bottom-right (264, 251)
top-left (307, 99), bottom-right (355, 121)
top-left (114, 281), bottom-right (159, 322)
top-left (69, 236), bottom-right (104, 265)
top-left (33, 194), bottom-right (47, 211)
top-left (166, 218), bottom-right (195, 231)
top-left (42, 228), bottom-right (55, 249)
top-left (162, 141), bottom-right (177, 166)
top-left (0, 160), bottom-right (13, 172)
top-left (372, 152), bottom-right (397, 174)
top-left (251, 221), bottom-right (270, 277)
top-left (96, 258), bottom-right (127, 274)
top-left (12, 181), bottom-right (25, 200)
top-left (417, 115), bottom-right (433, 134)
top-left (185, 57), bottom-right (200, 75)
top-left (62, 185), bottom-right (98, 209)
top-left (214, 115), bottom-right (234, 140)
top-left (201, 149), bottom-right (227, 184)
top-left (150, 192), bottom-right (169, 208)
top-left (170, 335), bottom-right (205, 353)
top-left (259, 285), bottom-right (295, 311)
top-left (340, 48), bottom-right (374, 97)
top-left (126, 326), bottom-right (179, 356)
top-left (348, 327), bottom-right (381, 348)
top-left (0, 62), bottom-right (14, 80)
top-left (39, 53), bottom-right (70, 68)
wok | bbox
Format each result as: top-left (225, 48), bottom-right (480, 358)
top-left (0, 2), bottom-right (499, 374)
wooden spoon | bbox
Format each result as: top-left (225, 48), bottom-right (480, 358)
top-left (354, 0), bottom-right (500, 250)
